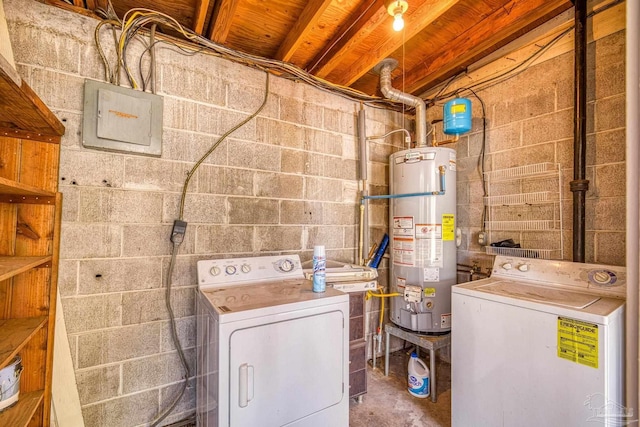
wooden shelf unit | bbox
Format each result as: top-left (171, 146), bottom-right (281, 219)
top-left (0, 59), bottom-right (64, 426)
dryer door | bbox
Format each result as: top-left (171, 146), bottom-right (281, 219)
top-left (229, 310), bottom-right (345, 426)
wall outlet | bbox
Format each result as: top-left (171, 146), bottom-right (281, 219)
top-left (478, 231), bottom-right (486, 246)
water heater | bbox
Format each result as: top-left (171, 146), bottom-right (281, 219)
top-left (389, 147), bottom-right (456, 333)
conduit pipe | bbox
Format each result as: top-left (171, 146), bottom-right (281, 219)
top-left (374, 58), bottom-right (427, 147)
top-left (570, 0), bottom-right (589, 262)
top-left (358, 107), bottom-right (369, 266)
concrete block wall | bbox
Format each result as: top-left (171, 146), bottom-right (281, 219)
top-left (433, 27), bottom-right (626, 271)
top-left (5, 1), bottom-right (404, 425)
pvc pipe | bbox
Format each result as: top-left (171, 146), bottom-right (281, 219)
top-left (626, 0), bottom-right (639, 414)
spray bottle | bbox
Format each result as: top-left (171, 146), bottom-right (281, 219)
top-left (312, 245), bottom-right (326, 293)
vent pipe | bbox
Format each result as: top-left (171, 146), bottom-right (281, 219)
top-left (374, 58), bottom-right (427, 147)
top-left (570, 0), bottom-right (589, 262)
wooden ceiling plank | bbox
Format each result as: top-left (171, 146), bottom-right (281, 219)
top-left (333, 0), bottom-right (462, 87)
top-left (309, 0), bottom-right (387, 78)
top-left (84, 0), bottom-right (97, 10)
top-left (399, 0), bottom-right (571, 94)
top-left (193, 0), bottom-right (211, 35)
top-left (72, 0), bottom-right (83, 7)
top-left (275, 0), bottom-right (333, 62)
top-left (208, 0), bottom-right (241, 43)
top-left (43, 0), bottom-right (101, 19)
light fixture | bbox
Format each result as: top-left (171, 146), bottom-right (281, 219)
top-left (386, 0), bottom-right (408, 32)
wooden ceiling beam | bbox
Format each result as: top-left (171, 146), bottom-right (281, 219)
top-left (208, 0), bottom-right (241, 43)
top-left (398, 0), bottom-right (572, 94)
top-left (307, 0), bottom-right (387, 78)
top-left (332, 0), bottom-right (461, 87)
top-left (193, 0), bottom-right (211, 35)
top-left (275, 0), bottom-right (333, 62)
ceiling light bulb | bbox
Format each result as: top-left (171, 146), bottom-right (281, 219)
top-left (393, 12), bottom-right (404, 31)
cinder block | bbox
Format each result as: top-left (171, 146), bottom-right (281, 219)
top-left (195, 225), bottom-right (253, 254)
top-left (522, 108), bottom-right (573, 145)
top-left (53, 110), bottom-right (83, 148)
top-left (198, 165), bottom-right (254, 196)
top-left (592, 31), bottom-right (625, 100)
top-left (162, 129), bottom-right (227, 165)
top-left (590, 129), bottom-right (625, 165)
top-left (58, 260), bottom-right (79, 297)
top-left (323, 203), bottom-right (357, 225)
top-left (229, 197), bottom-right (279, 224)
top-left (594, 231), bottom-right (625, 266)
top-left (305, 177), bottom-right (342, 202)
top-left (161, 255), bottom-right (201, 288)
top-left (8, 24), bottom-right (80, 74)
top-left (255, 226), bottom-right (303, 251)
top-left (122, 224), bottom-right (195, 257)
top-left (59, 150), bottom-right (124, 188)
top-left (492, 142), bottom-right (555, 171)
top-left (228, 81), bottom-right (279, 118)
top-left (59, 224), bottom-right (121, 259)
top-left (162, 193), bottom-right (227, 224)
top-left (281, 149), bottom-right (305, 174)
top-left (124, 157), bottom-right (192, 192)
top-left (219, 111), bottom-right (257, 141)
top-left (75, 364), bottom-right (120, 405)
top-left (594, 163), bottom-right (625, 198)
top-left (592, 197), bottom-right (625, 231)
top-left (159, 378), bottom-right (197, 424)
top-left (164, 97), bottom-right (198, 131)
top-left (60, 185), bottom-right (80, 222)
top-left (122, 348), bottom-right (195, 394)
top-left (595, 94), bottom-right (625, 132)
top-left (280, 97), bottom-right (304, 123)
top-left (281, 200), bottom-right (323, 224)
top-left (160, 63), bottom-right (225, 106)
top-left (81, 389), bottom-right (159, 427)
top-left (228, 139), bottom-right (280, 171)
top-left (306, 226), bottom-right (344, 249)
top-left (255, 172), bottom-right (303, 199)
top-left (368, 162), bottom-right (388, 186)
top-left (342, 181), bottom-right (360, 203)
top-left (78, 257), bottom-right (162, 294)
top-left (486, 122), bottom-right (522, 151)
top-left (259, 119), bottom-right (305, 149)
top-left (304, 128), bottom-right (342, 156)
top-left (491, 82), bottom-right (555, 127)
top-left (369, 204), bottom-right (388, 227)
top-left (29, 69), bottom-right (84, 112)
top-left (341, 134), bottom-right (358, 161)
top-left (76, 322), bottom-right (161, 368)
top-left (62, 293), bottom-right (122, 333)
top-left (325, 158), bottom-right (357, 180)
top-left (79, 188), bottom-right (163, 224)
top-left (160, 317), bottom-right (196, 352)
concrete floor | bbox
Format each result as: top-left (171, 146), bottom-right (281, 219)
top-left (349, 349), bottom-right (451, 427)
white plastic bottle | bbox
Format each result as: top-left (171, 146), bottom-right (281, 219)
top-left (312, 245), bottom-right (326, 293)
top-left (407, 352), bottom-right (430, 398)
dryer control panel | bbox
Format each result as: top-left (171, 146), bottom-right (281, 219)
top-left (491, 256), bottom-right (626, 299)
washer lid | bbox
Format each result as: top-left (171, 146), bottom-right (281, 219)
top-left (476, 281), bottom-right (601, 309)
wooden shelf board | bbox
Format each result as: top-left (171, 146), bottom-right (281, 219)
top-left (0, 256), bottom-right (53, 282)
top-left (0, 176), bottom-right (56, 200)
top-left (0, 390), bottom-right (44, 427)
top-left (0, 317), bottom-right (47, 370)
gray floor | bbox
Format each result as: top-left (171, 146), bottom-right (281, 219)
top-left (349, 350), bottom-right (451, 427)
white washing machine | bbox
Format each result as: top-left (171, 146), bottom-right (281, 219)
top-left (195, 255), bottom-right (349, 427)
top-left (452, 256), bottom-right (627, 427)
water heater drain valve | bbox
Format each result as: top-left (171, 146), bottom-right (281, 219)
top-left (404, 285), bottom-right (423, 303)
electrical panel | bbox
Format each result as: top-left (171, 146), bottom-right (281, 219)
top-left (82, 79), bottom-right (163, 156)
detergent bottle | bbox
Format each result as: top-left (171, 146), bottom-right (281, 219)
top-left (407, 352), bottom-right (430, 398)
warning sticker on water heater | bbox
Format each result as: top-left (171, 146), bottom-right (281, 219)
top-left (442, 214), bottom-right (455, 241)
top-left (393, 237), bottom-right (415, 266)
top-left (416, 224), bottom-right (441, 239)
top-left (393, 216), bottom-right (414, 236)
top-left (557, 317), bottom-right (598, 369)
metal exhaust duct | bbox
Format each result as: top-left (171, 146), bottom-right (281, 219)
top-left (374, 58), bottom-right (427, 147)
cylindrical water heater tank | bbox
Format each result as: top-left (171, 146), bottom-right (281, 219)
top-left (443, 98), bottom-right (472, 135)
top-left (389, 147), bottom-right (456, 333)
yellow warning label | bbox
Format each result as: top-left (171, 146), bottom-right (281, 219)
top-left (557, 317), bottom-right (598, 368)
top-left (424, 287), bottom-right (436, 297)
top-left (442, 214), bottom-right (455, 241)
top-left (451, 104), bottom-right (467, 114)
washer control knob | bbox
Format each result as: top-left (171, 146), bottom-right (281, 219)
top-left (209, 266), bottom-right (221, 276)
top-left (277, 259), bottom-right (295, 273)
top-left (502, 263), bottom-right (513, 271)
top-left (241, 264), bottom-right (251, 274)
top-left (593, 271), bottom-right (611, 285)
top-left (225, 265), bottom-right (237, 275)
top-left (517, 264), bottom-right (529, 272)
